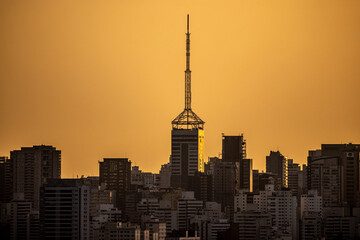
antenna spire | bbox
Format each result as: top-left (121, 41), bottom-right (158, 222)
top-left (172, 14), bottom-right (204, 130)
top-left (185, 14), bottom-right (191, 110)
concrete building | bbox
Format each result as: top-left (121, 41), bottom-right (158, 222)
top-left (307, 150), bottom-right (342, 207)
top-left (159, 163), bottom-right (172, 189)
top-left (233, 211), bottom-right (272, 240)
top-left (170, 16), bottom-right (205, 190)
top-left (177, 192), bottom-right (203, 231)
top-left (11, 145), bottom-right (61, 210)
top-left (137, 198), bottom-right (160, 216)
top-left (94, 222), bottom-right (141, 240)
top-left (300, 211), bottom-right (322, 240)
top-left (321, 144), bottom-right (360, 207)
top-left (288, 159), bottom-right (300, 197)
top-left (170, 129), bottom-right (204, 189)
top-left (99, 158), bottom-right (131, 213)
top-left (267, 190), bottom-right (297, 239)
top-left (266, 151), bottom-right (287, 188)
top-left (9, 193), bottom-right (39, 240)
top-left (40, 179), bottom-right (90, 240)
top-left (0, 156), bottom-right (12, 204)
top-left (213, 161), bottom-right (239, 211)
top-left (300, 190), bottom-right (322, 218)
top-left (221, 135), bottom-right (252, 191)
top-left (253, 184), bottom-right (274, 212)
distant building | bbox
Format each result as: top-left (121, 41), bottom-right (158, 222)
top-left (266, 151), bottom-right (287, 188)
top-left (99, 158), bottom-right (131, 213)
top-left (188, 171), bottom-right (213, 202)
top-left (94, 222), bottom-right (141, 240)
top-left (307, 150), bottom-right (342, 207)
top-left (159, 163), bottom-right (172, 189)
top-left (11, 145), bottom-right (61, 210)
top-left (267, 189), bottom-right (297, 239)
top-left (40, 179), bottom-right (90, 240)
top-left (177, 192), bottom-right (203, 231)
top-left (170, 129), bottom-right (204, 189)
top-left (221, 135), bottom-right (252, 191)
top-left (170, 15), bottom-right (205, 190)
top-left (213, 161), bottom-right (239, 211)
top-left (288, 159), bottom-right (300, 197)
top-left (0, 156), bottom-right (12, 203)
top-left (9, 193), bottom-right (39, 240)
top-left (300, 190), bottom-right (322, 218)
top-left (233, 210), bottom-right (272, 240)
top-left (300, 211), bottom-right (322, 240)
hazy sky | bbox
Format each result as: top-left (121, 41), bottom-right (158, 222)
top-left (1, 0), bottom-right (359, 178)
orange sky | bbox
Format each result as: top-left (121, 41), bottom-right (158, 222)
top-left (1, 0), bottom-right (359, 178)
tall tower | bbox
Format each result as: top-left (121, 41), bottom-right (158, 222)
top-left (171, 15), bottom-right (205, 189)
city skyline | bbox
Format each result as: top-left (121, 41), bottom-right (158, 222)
top-left (1, 1), bottom-right (360, 178)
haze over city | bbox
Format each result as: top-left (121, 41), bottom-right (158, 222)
top-left (1, 0), bottom-right (360, 178)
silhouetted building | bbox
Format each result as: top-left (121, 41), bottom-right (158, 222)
top-left (233, 211), bottom-right (272, 239)
top-left (322, 144), bottom-right (360, 207)
top-left (99, 158), bottom-right (131, 214)
top-left (288, 159), bottom-right (300, 197)
top-left (300, 211), bottom-right (322, 240)
top-left (221, 135), bottom-right (252, 191)
top-left (266, 151), bottom-right (287, 188)
top-left (40, 179), bottom-right (90, 240)
top-left (93, 222), bottom-right (141, 240)
top-left (222, 135), bottom-right (246, 163)
top-left (213, 161), bottom-right (239, 211)
top-left (11, 145), bottom-right (61, 210)
top-left (9, 193), bottom-right (39, 240)
top-left (0, 157), bottom-right (12, 203)
top-left (177, 192), bottom-right (203, 231)
top-left (170, 15), bottom-right (205, 190)
top-left (189, 172), bottom-right (213, 202)
top-left (307, 150), bottom-right (343, 207)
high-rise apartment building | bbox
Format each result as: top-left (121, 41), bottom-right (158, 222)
top-left (99, 158), bottom-right (131, 213)
top-left (288, 159), bottom-right (300, 197)
top-left (308, 144), bottom-right (360, 207)
top-left (0, 156), bottom-right (13, 203)
top-left (267, 190), bottom-right (297, 239)
top-left (11, 145), bottom-right (61, 210)
top-left (213, 161), bottom-right (239, 211)
top-left (307, 150), bottom-right (343, 207)
top-left (177, 192), bottom-right (203, 231)
top-left (170, 15), bottom-right (205, 189)
top-left (221, 135), bottom-right (252, 191)
top-left (266, 151), bottom-right (287, 188)
top-left (40, 179), bottom-right (90, 240)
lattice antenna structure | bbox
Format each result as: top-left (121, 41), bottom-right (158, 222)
top-left (172, 15), bottom-right (205, 130)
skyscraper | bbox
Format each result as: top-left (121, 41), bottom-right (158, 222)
top-left (99, 158), bottom-right (131, 214)
top-left (221, 135), bottom-right (252, 191)
top-left (307, 143), bottom-right (360, 207)
top-left (10, 145), bottom-right (61, 210)
top-left (266, 151), bottom-right (287, 188)
top-left (170, 15), bottom-right (205, 189)
top-left (40, 179), bottom-right (90, 240)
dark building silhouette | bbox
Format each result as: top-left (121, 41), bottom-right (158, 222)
top-left (266, 150), bottom-right (287, 188)
top-left (0, 156), bottom-right (13, 203)
top-left (213, 160), bottom-right (239, 212)
top-left (99, 158), bottom-right (131, 213)
top-left (171, 15), bottom-right (205, 189)
top-left (222, 135), bottom-right (252, 191)
top-left (10, 145), bottom-right (61, 210)
top-left (189, 171), bottom-right (213, 202)
top-left (40, 179), bottom-right (90, 240)
top-left (308, 143), bottom-right (360, 207)
top-left (287, 159), bottom-right (300, 197)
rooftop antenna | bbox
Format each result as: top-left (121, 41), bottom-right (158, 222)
top-left (172, 14), bottom-right (205, 130)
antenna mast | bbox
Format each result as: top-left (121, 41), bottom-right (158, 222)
top-left (185, 14), bottom-right (191, 110)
